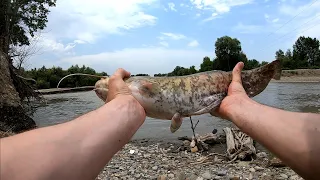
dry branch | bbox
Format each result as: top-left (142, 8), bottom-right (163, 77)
top-left (223, 127), bottom-right (256, 161)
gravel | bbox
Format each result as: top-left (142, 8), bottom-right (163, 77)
top-left (95, 140), bottom-right (304, 180)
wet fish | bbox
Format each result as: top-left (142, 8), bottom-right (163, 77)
top-left (94, 60), bottom-right (282, 133)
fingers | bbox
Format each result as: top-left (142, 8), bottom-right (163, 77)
top-left (113, 68), bottom-right (131, 79)
top-left (232, 62), bottom-right (244, 84)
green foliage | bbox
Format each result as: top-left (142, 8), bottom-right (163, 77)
top-left (244, 59), bottom-right (260, 70)
top-left (276, 36), bottom-right (320, 69)
top-left (134, 74), bottom-right (150, 76)
top-left (21, 65), bottom-right (108, 89)
top-left (8, 0), bottom-right (56, 47)
top-left (213, 36), bottom-right (247, 71)
top-left (199, 56), bottom-right (213, 72)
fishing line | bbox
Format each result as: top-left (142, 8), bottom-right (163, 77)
top-left (259, 16), bottom-right (320, 52)
top-left (57, 73), bottom-right (108, 89)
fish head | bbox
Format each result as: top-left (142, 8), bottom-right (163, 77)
top-left (94, 78), bottom-right (109, 102)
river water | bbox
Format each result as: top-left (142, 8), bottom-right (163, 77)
top-left (31, 82), bottom-right (320, 140)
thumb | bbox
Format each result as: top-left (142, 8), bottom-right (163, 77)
top-left (232, 62), bottom-right (244, 84)
top-left (113, 68), bottom-right (131, 79)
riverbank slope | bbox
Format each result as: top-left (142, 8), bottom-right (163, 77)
top-left (272, 69), bottom-right (320, 82)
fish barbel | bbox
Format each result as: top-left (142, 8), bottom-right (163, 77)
top-left (94, 60), bottom-right (282, 133)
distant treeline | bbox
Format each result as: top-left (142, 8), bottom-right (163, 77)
top-left (20, 65), bottom-right (108, 89)
top-left (20, 35), bottom-right (319, 89)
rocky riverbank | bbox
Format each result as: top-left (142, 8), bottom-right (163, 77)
top-left (96, 138), bottom-right (303, 180)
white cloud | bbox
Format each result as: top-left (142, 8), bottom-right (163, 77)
top-left (272, 18), bottom-right (280, 23)
top-left (168, 2), bottom-right (177, 11)
top-left (57, 48), bottom-right (211, 75)
top-left (160, 32), bottom-right (186, 40)
top-left (188, 40), bottom-right (199, 47)
top-left (43, 0), bottom-right (157, 44)
top-left (233, 22), bottom-right (264, 34)
top-left (190, 0), bottom-right (253, 21)
top-left (159, 41), bottom-right (169, 47)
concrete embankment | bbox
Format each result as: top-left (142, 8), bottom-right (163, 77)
top-left (36, 86), bottom-right (95, 95)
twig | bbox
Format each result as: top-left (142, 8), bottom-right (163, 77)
top-left (189, 116), bottom-right (197, 139)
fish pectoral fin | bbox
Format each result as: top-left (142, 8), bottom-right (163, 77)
top-left (170, 113), bottom-right (183, 133)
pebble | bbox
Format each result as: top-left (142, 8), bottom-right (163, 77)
top-left (280, 173), bottom-right (289, 179)
top-left (201, 171), bottom-right (212, 179)
top-left (289, 175), bottom-right (300, 180)
top-left (229, 176), bottom-right (241, 180)
top-left (256, 152), bottom-right (268, 158)
top-left (254, 166), bottom-right (264, 171)
top-left (135, 173), bottom-right (141, 178)
top-left (216, 170), bottom-right (227, 176)
top-left (96, 141), bottom-right (300, 180)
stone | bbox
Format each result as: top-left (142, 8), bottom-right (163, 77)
top-left (249, 168), bottom-right (255, 172)
top-left (254, 166), bottom-right (264, 171)
top-left (256, 152), bottom-right (268, 159)
top-left (280, 174), bottom-right (288, 179)
top-left (168, 174), bottom-right (174, 178)
top-left (135, 173), bottom-right (141, 178)
top-left (249, 173), bottom-right (253, 180)
top-left (196, 177), bottom-right (204, 180)
top-left (201, 171), bottom-right (212, 179)
top-left (158, 175), bottom-right (167, 180)
top-left (217, 170), bottom-right (227, 176)
top-left (237, 161), bottom-right (250, 167)
top-left (289, 175), bottom-right (300, 180)
top-left (191, 146), bottom-right (198, 153)
top-left (229, 176), bottom-right (241, 180)
top-left (152, 166), bottom-right (159, 171)
top-left (269, 157), bottom-right (286, 167)
top-left (177, 172), bottom-right (186, 180)
top-left (214, 156), bottom-right (222, 163)
top-left (183, 140), bottom-right (191, 146)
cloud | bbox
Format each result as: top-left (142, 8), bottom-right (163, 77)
top-left (168, 2), bottom-right (177, 11)
top-left (56, 48), bottom-right (211, 75)
top-left (190, 0), bottom-right (254, 21)
top-left (188, 40), bottom-right (199, 47)
top-left (159, 41), bottom-right (169, 47)
top-left (43, 0), bottom-right (158, 44)
top-left (160, 32), bottom-right (186, 40)
top-left (233, 22), bottom-right (264, 34)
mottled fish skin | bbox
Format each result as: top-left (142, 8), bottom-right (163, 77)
top-left (94, 60), bottom-right (281, 132)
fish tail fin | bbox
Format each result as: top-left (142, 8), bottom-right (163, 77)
top-left (272, 59), bottom-right (282, 80)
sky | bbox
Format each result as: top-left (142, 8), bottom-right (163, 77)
top-left (23, 0), bottom-right (320, 75)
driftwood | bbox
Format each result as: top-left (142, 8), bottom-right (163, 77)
top-left (223, 127), bottom-right (256, 161)
top-left (178, 132), bottom-right (221, 152)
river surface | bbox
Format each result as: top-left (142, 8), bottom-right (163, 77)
top-left (31, 82), bottom-right (320, 140)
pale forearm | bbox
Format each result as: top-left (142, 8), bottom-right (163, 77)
top-left (0, 95), bottom-right (145, 180)
top-left (231, 98), bottom-right (320, 179)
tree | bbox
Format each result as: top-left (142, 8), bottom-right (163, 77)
top-left (0, 0), bottom-right (56, 133)
top-left (214, 36), bottom-right (245, 71)
top-left (199, 56), bottom-right (213, 72)
top-left (293, 36), bottom-right (320, 68)
top-left (245, 59), bottom-right (260, 70)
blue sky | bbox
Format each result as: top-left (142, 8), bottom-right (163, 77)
top-left (22, 0), bottom-right (320, 75)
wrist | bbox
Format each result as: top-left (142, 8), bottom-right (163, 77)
top-left (228, 96), bottom-right (260, 126)
top-left (113, 95), bottom-right (146, 120)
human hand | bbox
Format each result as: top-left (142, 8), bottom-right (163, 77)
top-left (106, 68), bottom-right (133, 102)
top-left (212, 62), bottom-right (252, 120)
